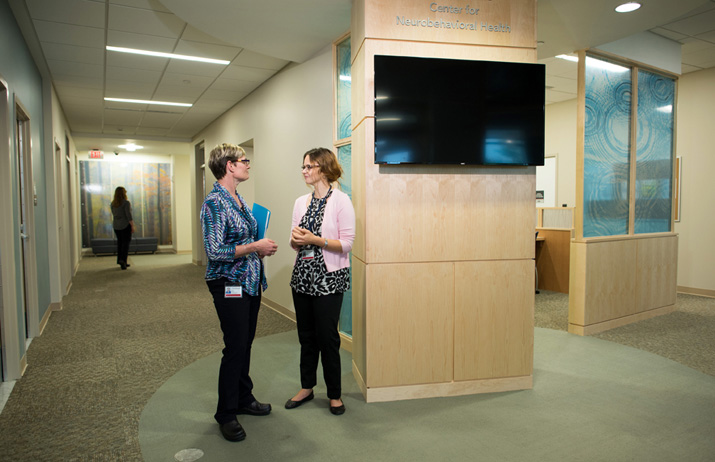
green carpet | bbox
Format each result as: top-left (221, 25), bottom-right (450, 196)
top-left (140, 328), bottom-right (715, 462)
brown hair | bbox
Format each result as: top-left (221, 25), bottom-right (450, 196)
top-left (303, 148), bottom-right (343, 184)
top-left (208, 143), bottom-right (246, 180)
top-left (111, 186), bottom-right (127, 208)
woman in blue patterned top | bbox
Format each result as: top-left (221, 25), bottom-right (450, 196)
top-left (200, 143), bottom-right (278, 442)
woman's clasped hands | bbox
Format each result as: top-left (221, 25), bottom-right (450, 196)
top-left (254, 238), bottom-right (278, 257)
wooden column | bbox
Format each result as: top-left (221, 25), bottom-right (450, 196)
top-left (351, 0), bottom-right (538, 402)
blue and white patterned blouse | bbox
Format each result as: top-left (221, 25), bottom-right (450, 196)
top-left (200, 182), bottom-right (266, 296)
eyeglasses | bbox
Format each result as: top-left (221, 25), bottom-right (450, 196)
top-left (301, 164), bottom-right (319, 171)
top-left (233, 159), bottom-right (250, 166)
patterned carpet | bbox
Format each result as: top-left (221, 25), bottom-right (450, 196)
top-left (0, 254), bottom-right (712, 460)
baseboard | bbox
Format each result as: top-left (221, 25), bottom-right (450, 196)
top-left (677, 286), bottom-right (715, 299)
top-left (39, 303), bottom-right (58, 335)
top-left (355, 372), bottom-right (533, 403)
top-left (569, 304), bottom-right (676, 336)
top-left (261, 297), bottom-right (296, 322)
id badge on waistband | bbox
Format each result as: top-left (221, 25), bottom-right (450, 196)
top-left (224, 283), bottom-right (242, 298)
top-left (301, 249), bottom-right (315, 261)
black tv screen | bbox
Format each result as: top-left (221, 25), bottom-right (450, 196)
top-left (374, 55), bottom-right (545, 166)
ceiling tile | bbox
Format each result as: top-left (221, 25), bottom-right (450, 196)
top-left (680, 37), bottom-right (714, 53)
top-left (546, 90), bottom-right (576, 104)
top-left (106, 51), bottom-right (169, 72)
top-left (104, 107), bottom-right (144, 125)
top-left (202, 88), bottom-right (249, 101)
top-left (51, 74), bottom-right (103, 89)
top-left (220, 66), bottom-right (277, 82)
top-left (180, 24), bottom-right (236, 46)
top-left (649, 27), bottom-right (688, 42)
top-left (106, 30), bottom-right (178, 52)
top-left (159, 72), bottom-right (215, 87)
top-left (662, 9), bottom-right (715, 36)
top-left (173, 40), bottom-right (242, 61)
top-left (141, 111), bottom-right (184, 128)
top-left (680, 63), bottom-right (704, 73)
top-left (164, 60), bottom-right (226, 78)
top-left (47, 59), bottom-right (103, 78)
top-left (682, 48), bottom-right (715, 68)
top-left (545, 75), bottom-right (577, 94)
top-left (108, 3), bottom-right (185, 38)
top-left (41, 42), bottom-right (104, 65)
top-left (109, 0), bottom-right (172, 13)
top-left (33, 20), bottom-right (104, 48)
top-left (695, 30), bottom-right (715, 43)
top-left (153, 85), bottom-right (205, 100)
top-left (105, 65), bottom-right (162, 84)
top-left (55, 84), bottom-right (103, 100)
top-left (211, 78), bottom-right (262, 93)
top-left (103, 125), bottom-right (138, 136)
top-left (191, 98), bottom-right (235, 113)
top-left (136, 127), bottom-right (171, 136)
top-left (232, 49), bottom-right (290, 70)
top-left (105, 80), bottom-right (156, 99)
top-left (27, 0), bottom-right (105, 28)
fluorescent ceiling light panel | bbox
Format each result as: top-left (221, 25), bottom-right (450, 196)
top-left (118, 144), bottom-right (143, 151)
top-left (556, 54), bottom-right (579, 62)
top-left (104, 97), bottom-right (192, 107)
top-left (106, 46), bottom-right (230, 65)
top-left (615, 2), bottom-right (641, 13)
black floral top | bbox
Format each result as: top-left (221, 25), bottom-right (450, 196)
top-left (290, 191), bottom-right (350, 296)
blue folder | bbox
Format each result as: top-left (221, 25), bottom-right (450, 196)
top-left (252, 203), bottom-right (271, 240)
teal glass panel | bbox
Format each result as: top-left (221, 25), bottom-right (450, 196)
top-left (336, 36), bottom-right (352, 140)
top-left (583, 57), bottom-right (632, 237)
top-left (337, 144), bottom-right (352, 336)
top-left (635, 70), bottom-right (674, 234)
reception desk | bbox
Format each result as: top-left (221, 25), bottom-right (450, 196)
top-left (535, 227), bottom-right (571, 294)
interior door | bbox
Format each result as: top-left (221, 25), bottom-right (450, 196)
top-left (15, 114), bottom-right (30, 341)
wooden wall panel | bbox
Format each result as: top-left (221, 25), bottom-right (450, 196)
top-left (636, 236), bottom-right (678, 312)
top-left (351, 120), bottom-right (368, 261)
top-left (365, 262), bottom-right (454, 387)
top-left (352, 257), bottom-right (367, 381)
top-left (583, 240), bottom-right (638, 325)
top-left (362, 0), bottom-right (536, 48)
top-left (454, 260), bottom-right (533, 380)
top-left (536, 228), bottom-right (571, 293)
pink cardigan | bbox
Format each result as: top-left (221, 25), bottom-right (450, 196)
top-left (291, 189), bottom-right (355, 272)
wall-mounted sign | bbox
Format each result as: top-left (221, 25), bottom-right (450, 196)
top-left (89, 150), bottom-right (103, 159)
top-left (361, 0), bottom-right (535, 48)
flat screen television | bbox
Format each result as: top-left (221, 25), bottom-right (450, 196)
top-left (374, 55), bottom-right (545, 166)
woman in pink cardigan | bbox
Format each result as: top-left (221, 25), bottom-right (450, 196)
top-left (285, 148), bottom-right (355, 416)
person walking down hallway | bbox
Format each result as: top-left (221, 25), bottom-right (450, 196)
top-left (111, 186), bottom-right (135, 270)
top-left (201, 143), bottom-right (278, 442)
top-left (285, 148), bottom-right (355, 416)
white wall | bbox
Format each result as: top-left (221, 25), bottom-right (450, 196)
top-left (544, 99), bottom-right (577, 208)
top-left (193, 46), bottom-right (334, 311)
top-left (545, 68), bottom-right (715, 293)
top-left (173, 154), bottom-right (192, 253)
top-left (673, 67), bottom-right (715, 293)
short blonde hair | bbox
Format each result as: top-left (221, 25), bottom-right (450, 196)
top-left (208, 143), bottom-right (246, 180)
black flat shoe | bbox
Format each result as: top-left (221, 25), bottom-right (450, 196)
top-left (237, 400), bottom-right (272, 416)
top-left (285, 391), bottom-right (314, 409)
top-left (330, 402), bottom-right (345, 416)
top-left (219, 420), bottom-right (246, 442)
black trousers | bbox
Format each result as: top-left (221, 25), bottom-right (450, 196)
top-left (114, 225), bottom-right (132, 264)
top-left (291, 289), bottom-right (343, 399)
top-left (207, 278), bottom-right (261, 424)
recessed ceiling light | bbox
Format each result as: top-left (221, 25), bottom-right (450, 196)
top-left (615, 2), bottom-right (641, 13)
top-left (106, 46), bottom-right (230, 65)
top-left (104, 97), bottom-right (192, 107)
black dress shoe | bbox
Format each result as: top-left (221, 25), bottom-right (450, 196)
top-left (284, 391), bottom-right (314, 409)
top-left (219, 420), bottom-right (246, 442)
top-left (120, 262), bottom-right (127, 270)
top-left (237, 400), bottom-right (272, 416)
top-left (329, 402), bottom-right (345, 416)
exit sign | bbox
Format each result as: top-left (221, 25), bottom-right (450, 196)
top-left (89, 150), bottom-right (103, 159)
